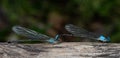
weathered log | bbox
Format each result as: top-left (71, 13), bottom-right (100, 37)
top-left (0, 42), bottom-right (119, 58)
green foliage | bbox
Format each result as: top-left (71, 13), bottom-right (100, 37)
top-left (0, 0), bottom-right (120, 42)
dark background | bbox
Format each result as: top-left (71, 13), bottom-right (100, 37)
top-left (0, 0), bottom-right (120, 43)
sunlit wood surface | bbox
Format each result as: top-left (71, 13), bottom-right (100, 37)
top-left (0, 42), bottom-right (119, 58)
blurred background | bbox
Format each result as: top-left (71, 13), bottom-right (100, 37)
top-left (0, 0), bottom-right (120, 43)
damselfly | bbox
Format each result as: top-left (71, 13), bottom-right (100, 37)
top-left (11, 26), bottom-right (60, 44)
top-left (65, 24), bottom-right (110, 42)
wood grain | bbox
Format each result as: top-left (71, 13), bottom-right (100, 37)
top-left (0, 42), bottom-right (119, 58)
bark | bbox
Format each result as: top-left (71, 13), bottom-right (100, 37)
top-left (0, 42), bottom-right (119, 58)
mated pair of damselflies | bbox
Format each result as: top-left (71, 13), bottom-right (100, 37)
top-left (10, 24), bottom-right (110, 44)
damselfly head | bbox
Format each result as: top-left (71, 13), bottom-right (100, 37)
top-left (97, 35), bottom-right (110, 42)
top-left (54, 34), bottom-right (60, 40)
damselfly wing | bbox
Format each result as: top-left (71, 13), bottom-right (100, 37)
top-left (65, 24), bottom-right (110, 42)
top-left (12, 26), bottom-right (60, 43)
